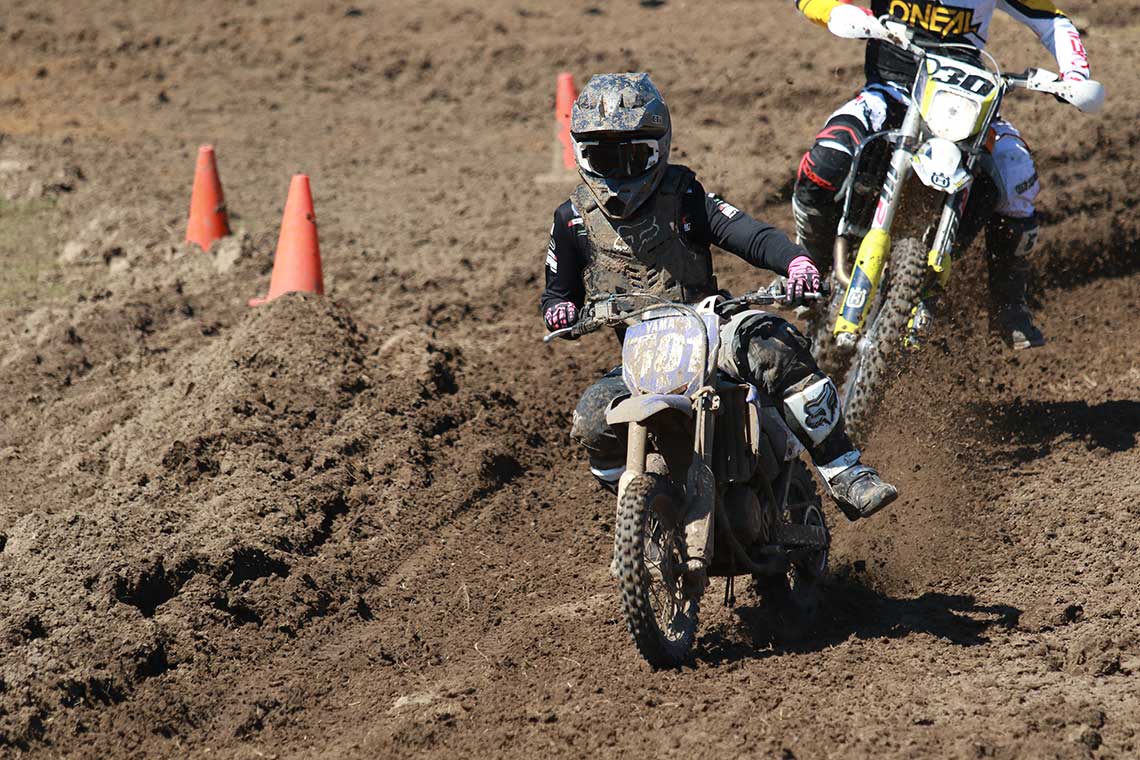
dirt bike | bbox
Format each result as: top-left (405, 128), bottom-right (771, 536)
top-left (545, 288), bottom-right (830, 668)
top-left (810, 14), bottom-right (1105, 443)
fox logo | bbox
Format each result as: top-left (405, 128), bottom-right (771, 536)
top-left (616, 217), bottom-right (662, 249)
top-left (803, 381), bottom-right (839, 429)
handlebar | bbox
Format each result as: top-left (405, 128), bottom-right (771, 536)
top-left (542, 284), bottom-right (831, 343)
top-left (828, 11), bottom-right (1105, 114)
top-left (1005, 68), bottom-right (1105, 113)
top-left (717, 282), bottom-right (831, 312)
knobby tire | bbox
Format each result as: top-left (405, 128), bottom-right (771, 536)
top-left (840, 238), bottom-right (927, 445)
top-left (615, 473), bottom-right (699, 668)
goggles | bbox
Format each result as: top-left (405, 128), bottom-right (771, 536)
top-left (574, 138), bottom-right (661, 179)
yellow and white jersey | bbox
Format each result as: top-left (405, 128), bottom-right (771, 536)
top-left (795, 0), bottom-right (1090, 84)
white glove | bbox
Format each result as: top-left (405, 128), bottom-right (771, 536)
top-left (827, 3), bottom-right (885, 40)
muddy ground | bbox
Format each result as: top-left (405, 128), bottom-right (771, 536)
top-left (0, 0), bottom-right (1138, 757)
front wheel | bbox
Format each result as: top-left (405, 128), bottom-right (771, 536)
top-left (615, 473), bottom-right (700, 668)
top-left (808, 279), bottom-right (853, 380)
top-left (840, 238), bottom-right (927, 445)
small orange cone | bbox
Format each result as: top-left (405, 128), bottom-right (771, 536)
top-left (248, 175), bottom-right (324, 307)
top-left (185, 145), bottom-right (231, 250)
top-left (555, 72), bottom-right (578, 170)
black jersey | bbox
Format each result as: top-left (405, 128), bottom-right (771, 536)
top-left (540, 178), bottom-right (805, 315)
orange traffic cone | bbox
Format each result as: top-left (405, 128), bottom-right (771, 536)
top-left (185, 145), bottom-right (231, 250)
top-left (248, 175), bottom-right (324, 307)
top-left (536, 73), bottom-right (579, 184)
top-left (554, 72), bottom-right (577, 170)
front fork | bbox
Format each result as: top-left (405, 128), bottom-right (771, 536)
top-left (617, 396), bottom-right (717, 574)
top-left (833, 112), bottom-right (976, 349)
top-left (683, 396), bottom-right (717, 571)
top-left (833, 109), bottom-right (921, 345)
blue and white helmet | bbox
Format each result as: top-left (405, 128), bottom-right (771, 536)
top-left (570, 73), bottom-right (671, 219)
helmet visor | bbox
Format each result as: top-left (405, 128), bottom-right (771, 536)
top-left (575, 138), bottom-right (660, 179)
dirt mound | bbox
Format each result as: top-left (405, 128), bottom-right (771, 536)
top-left (1, 295), bottom-right (367, 743)
top-left (1, 0), bottom-right (1139, 756)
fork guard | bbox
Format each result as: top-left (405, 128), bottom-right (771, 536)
top-left (606, 394), bottom-right (693, 425)
top-left (835, 228), bottom-right (891, 336)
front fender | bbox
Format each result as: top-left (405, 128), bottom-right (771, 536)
top-left (606, 394), bottom-right (693, 426)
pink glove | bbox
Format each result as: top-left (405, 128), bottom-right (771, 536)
top-left (786, 255), bottom-right (822, 305)
top-left (544, 301), bottom-right (578, 330)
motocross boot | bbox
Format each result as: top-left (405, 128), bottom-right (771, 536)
top-left (826, 463), bottom-right (898, 520)
top-left (781, 375), bottom-right (899, 521)
top-left (589, 458), bottom-right (624, 494)
top-left (986, 215), bottom-right (1045, 350)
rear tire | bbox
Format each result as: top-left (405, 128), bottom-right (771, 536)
top-left (754, 461), bottom-right (827, 613)
top-left (615, 473), bottom-right (699, 668)
top-left (840, 238), bottom-right (926, 446)
top-left (787, 460), bottom-right (828, 585)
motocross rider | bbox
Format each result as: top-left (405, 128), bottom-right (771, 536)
top-left (541, 72), bottom-right (897, 520)
top-left (791, 0), bottom-right (1092, 349)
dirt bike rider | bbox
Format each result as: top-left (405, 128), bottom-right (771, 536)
top-left (791, 0), bottom-right (1091, 350)
top-left (541, 72), bottom-right (897, 520)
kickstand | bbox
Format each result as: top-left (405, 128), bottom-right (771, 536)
top-left (723, 575), bottom-right (736, 608)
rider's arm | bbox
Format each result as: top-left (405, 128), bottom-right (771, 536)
top-left (794, 0), bottom-right (846, 27)
top-left (998, 0), bottom-right (1090, 79)
top-left (540, 200), bottom-right (587, 325)
top-left (686, 182), bottom-right (806, 276)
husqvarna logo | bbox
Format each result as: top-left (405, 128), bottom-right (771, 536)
top-left (888, 0), bottom-right (982, 37)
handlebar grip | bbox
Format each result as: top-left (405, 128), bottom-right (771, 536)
top-left (570, 318), bottom-right (595, 339)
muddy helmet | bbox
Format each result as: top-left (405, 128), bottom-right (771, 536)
top-left (570, 73), bottom-right (671, 219)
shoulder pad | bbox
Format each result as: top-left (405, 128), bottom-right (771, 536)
top-left (572, 184), bottom-right (598, 213)
top-left (659, 164), bottom-right (696, 196)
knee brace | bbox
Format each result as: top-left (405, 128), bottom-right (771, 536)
top-left (987, 214), bottom-right (1039, 263)
top-left (719, 312), bottom-right (815, 397)
top-left (796, 116), bottom-right (864, 195)
top-left (570, 373), bottom-right (628, 461)
top-left (782, 374), bottom-right (861, 473)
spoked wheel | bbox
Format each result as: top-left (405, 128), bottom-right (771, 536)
top-left (840, 238), bottom-right (927, 446)
top-left (615, 473), bottom-right (699, 668)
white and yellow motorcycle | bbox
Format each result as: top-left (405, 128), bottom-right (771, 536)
top-left (813, 13), bottom-right (1105, 442)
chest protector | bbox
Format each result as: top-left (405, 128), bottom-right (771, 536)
top-left (574, 164), bottom-right (717, 305)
